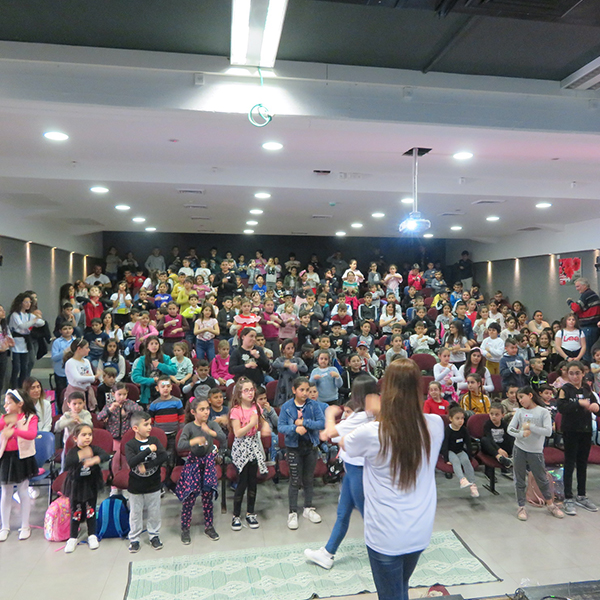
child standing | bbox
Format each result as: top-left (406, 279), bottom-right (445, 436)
top-left (272, 339), bottom-right (308, 407)
top-left (177, 397), bottom-right (225, 543)
top-left (131, 336), bottom-right (177, 407)
top-left (148, 376), bottom-right (184, 468)
top-left (383, 264), bottom-right (403, 300)
top-left (229, 378), bottom-right (271, 531)
top-left (63, 338), bottom-right (97, 413)
top-left (51, 322), bottom-right (75, 409)
top-left (508, 386), bottom-right (564, 521)
top-left (500, 338), bottom-right (528, 391)
top-left (0, 389), bottom-right (38, 541)
top-left (279, 377), bottom-right (325, 530)
top-left (55, 392), bottom-right (93, 472)
top-left (170, 342), bottom-right (194, 387)
top-left (558, 361), bottom-right (599, 516)
top-left (63, 424), bottom-right (110, 553)
top-left (194, 304), bottom-right (219, 362)
top-left (441, 407), bottom-right (479, 497)
top-left (256, 387), bottom-right (278, 464)
top-left (501, 384), bottom-right (520, 419)
top-left (126, 412), bottom-right (168, 552)
top-left (211, 340), bottom-right (234, 387)
top-left (97, 382), bottom-right (143, 441)
top-left (309, 352), bottom-right (342, 405)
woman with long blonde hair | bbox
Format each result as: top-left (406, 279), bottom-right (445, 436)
top-left (343, 358), bottom-right (444, 600)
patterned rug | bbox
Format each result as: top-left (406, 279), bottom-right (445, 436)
top-left (125, 530), bottom-right (499, 600)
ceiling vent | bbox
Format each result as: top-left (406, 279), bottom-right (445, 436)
top-left (518, 226), bottom-right (542, 231)
top-left (313, 170), bottom-right (331, 175)
top-left (471, 199), bottom-right (506, 205)
top-left (312, 214), bottom-right (332, 219)
top-left (183, 204), bottom-right (208, 209)
top-left (291, 231), bottom-right (308, 235)
top-left (178, 189), bottom-right (205, 195)
top-left (438, 210), bottom-right (466, 217)
top-left (190, 216), bottom-right (211, 220)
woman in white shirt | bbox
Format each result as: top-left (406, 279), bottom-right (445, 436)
top-left (23, 376), bottom-right (52, 432)
top-left (63, 338), bottom-right (97, 412)
top-left (343, 359), bottom-right (444, 600)
top-left (8, 293), bottom-right (45, 387)
top-left (304, 375), bottom-right (377, 570)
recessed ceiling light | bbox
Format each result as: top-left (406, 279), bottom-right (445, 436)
top-left (401, 197), bottom-right (414, 204)
top-left (243, 229), bottom-right (254, 234)
top-left (115, 205), bottom-right (130, 211)
top-left (90, 186), bottom-right (109, 194)
top-left (372, 212), bottom-right (385, 218)
top-left (486, 216), bottom-right (500, 221)
top-left (335, 231), bottom-right (346, 237)
top-left (254, 192), bottom-right (271, 199)
top-left (451, 225), bottom-right (463, 231)
top-left (262, 142), bottom-right (283, 151)
top-left (246, 220), bottom-right (258, 226)
top-left (351, 223), bottom-right (363, 228)
top-left (249, 209), bottom-right (263, 215)
top-left (145, 227), bottom-right (156, 232)
top-left (453, 151), bottom-right (473, 160)
top-left (43, 131), bottom-right (69, 141)
top-left (536, 202), bottom-right (552, 208)
top-left (423, 233), bottom-right (434, 238)
top-left (132, 217), bottom-right (146, 223)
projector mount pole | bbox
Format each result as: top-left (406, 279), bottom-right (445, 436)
top-left (412, 147), bottom-right (418, 214)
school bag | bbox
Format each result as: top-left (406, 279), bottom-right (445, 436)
top-left (97, 494), bottom-right (130, 540)
top-left (526, 471), bottom-right (557, 507)
top-left (44, 494), bottom-right (71, 542)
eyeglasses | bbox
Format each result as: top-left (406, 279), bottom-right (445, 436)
top-left (241, 388), bottom-right (254, 394)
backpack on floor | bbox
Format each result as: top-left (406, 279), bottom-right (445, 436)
top-left (97, 494), bottom-right (130, 540)
top-left (526, 470), bottom-right (556, 507)
top-left (44, 494), bottom-right (71, 542)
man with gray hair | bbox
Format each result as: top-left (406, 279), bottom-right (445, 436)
top-left (567, 278), bottom-right (600, 363)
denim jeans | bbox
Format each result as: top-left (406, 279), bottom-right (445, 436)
top-left (11, 352), bottom-right (30, 388)
top-left (196, 338), bottom-right (215, 362)
top-left (325, 463), bottom-right (364, 555)
top-left (367, 546), bottom-right (422, 600)
top-left (581, 325), bottom-right (599, 363)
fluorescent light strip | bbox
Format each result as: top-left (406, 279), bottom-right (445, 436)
top-left (231, 0), bottom-right (252, 65)
top-left (260, 0), bottom-right (289, 68)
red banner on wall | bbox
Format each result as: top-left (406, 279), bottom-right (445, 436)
top-left (559, 257), bottom-right (582, 286)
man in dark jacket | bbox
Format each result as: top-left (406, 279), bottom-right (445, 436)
top-left (567, 278), bottom-right (600, 363)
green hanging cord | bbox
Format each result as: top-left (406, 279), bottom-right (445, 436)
top-left (248, 67), bottom-right (273, 127)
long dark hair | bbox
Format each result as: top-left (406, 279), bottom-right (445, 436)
top-left (445, 320), bottom-right (464, 346)
top-left (9, 293), bottom-right (32, 316)
top-left (59, 282), bottom-right (74, 310)
top-left (378, 358), bottom-right (431, 491)
top-left (463, 348), bottom-right (486, 379)
top-left (0, 304), bottom-right (8, 336)
top-left (6, 389), bottom-right (37, 419)
top-left (348, 375), bottom-right (377, 412)
top-left (63, 338), bottom-right (89, 364)
top-left (143, 335), bottom-right (165, 372)
top-left (517, 385), bottom-right (546, 408)
top-left (101, 338), bottom-right (121, 363)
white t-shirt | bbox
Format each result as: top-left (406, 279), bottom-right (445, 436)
top-left (110, 292), bottom-right (132, 315)
top-left (345, 415), bottom-right (444, 556)
top-left (556, 329), bottom-right (583, 352)
top-left (85, 273), bottom-right (110, 287)
top-left (65, 358), bottom-right (95, 390)
top-left (332, 410), bottom-right (372, 466)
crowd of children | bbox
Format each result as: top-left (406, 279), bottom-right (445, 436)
top-left (0, 247), bottom-right (599, 554)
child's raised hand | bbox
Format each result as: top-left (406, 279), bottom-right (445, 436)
top-left (82, 457), bottom-right (100, 468)
top-left (152, 359), bottom-right (160, 369)
top-left (0, 425), bottom-right (14, 440)
top-left (313, 374), bottom-right (321, 380)
top-left (78, 446), bottom-right (93, 460)
top-left (579, 398), bottom-right (591, 409)
top-left (148, 444), bottom-right (157, 452)
top-left (294, 417), bottom-right (303, 426)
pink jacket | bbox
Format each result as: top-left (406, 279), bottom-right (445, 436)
top-left (131, 322), bottom-right (159, 353)
top-left (0, 413), bottom-right (38, 458)
top-left (211, 354), bottom-right (232, 380)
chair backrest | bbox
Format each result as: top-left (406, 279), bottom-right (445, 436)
top-left (91, 413), bottom-right (105, 429)
top-left (125, 383), bottom-right (140, 402)
top-left (226, 382), bottom-right (236, 401)
top-left (349, 337), bottom-right (358, 350)
top-left (466, 413), bottom-right (489, 439)
top-left (34, 431), bottom-right (56, 465)
top-left (411, 354), bottom-right (438, 372)
top-left (377, 336), bottom-right (388, 350)
top-left (491, 374), bottom-right (503, 393)
top-left (548, 371), bottom-right (559, 384)
top-left (171, 383), bottom-right (182, 398)
top-left (422, 287), bottom-right (433, 298)
top-left (424, 297), bottom-right (433, 308)
top-left (92, 428), bottom-right (116, 454)
top-left (278, 432), bottom-right (286, 449)
top-left (427, 307), bottom-right (438, 320)
top-left (266, 380), bottom-right (278, 402)
top-left (175, 428), bottom-right (190, 457)
top-left (554, 411), bottom-right (562, 433)
top-left (421, 375), bottom-right (434, 397)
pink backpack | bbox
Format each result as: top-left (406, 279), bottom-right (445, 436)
top-left (44, 494), bottom-right (71, 541)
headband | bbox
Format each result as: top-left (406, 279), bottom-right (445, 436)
top-left (6, 389), bottom-right (23, 403)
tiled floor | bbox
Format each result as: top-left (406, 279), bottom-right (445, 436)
top-left (2, 463), bottom-right (600, 600)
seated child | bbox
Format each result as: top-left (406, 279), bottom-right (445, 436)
top-left (383, 322), bottom-right (404, 351)
top-left (316, 335), bottom-right (336, 366)
top-left (256, 385), bottom-right (278, 464)
top-left (97, 382), bottom-right (143, 442)
top-left (551, 361), bottom-right (569, 389)
top-left (176, 397), bottom-right (226, 544)
top-left (500, 338), bottom-right (528, 391)
top-left (355, 321), bottom-right (375, 354)
top-left (182, 359), bottom-right (218, 399)
top-left (529, 357), bottom-right (548, 391)
top-left (423, 381), bottom-right (449, 416)
top-left (211, 340), bottom-right (234, 387)
top-left (272, 338), bottom-right (309, 407)
top-left (54, 392), bottom-right (93, 472)
top-left (501, 384), bottom-right (520, 419)
top-left (340, 353), bottom-right (369, 401)
top-left (480, 402), bottom-right (514, 468)
top-left (208, 387), bottom-right (229, 435)
top-left (385, 334), bottom-right (408, 366)
top-left (441, 406), bottom-right (479, 497)
top-left (330, 322), bottom-right (349, 362)
top-left (409, 321), bottom-right (436, 356)
top-left (84, 318), bottom-right (109, 370)
top-left (125, 412), bottom-right (168, 553)
top-left (95, 366), bottom-right (117, 413)
top-left (460, 373), bottom-right (491, 415)
top-left (356, 342), bottom-right (377, 376)
top-left (298, 344), bottom-right (316, 373)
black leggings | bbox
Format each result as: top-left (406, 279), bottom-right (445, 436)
top-left (481, 436), bottom-right (514, 458)
top-left (233, 460), bottom-right (257, 517)
top-left (563, 431), bottom-right (591, 499)
top-left (70, 497), bottom-right (97, 538)
top-left (287, 446), bottom-right (318, 513)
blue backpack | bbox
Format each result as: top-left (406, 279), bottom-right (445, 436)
top-left (97, 494), bottom-right (130, 540)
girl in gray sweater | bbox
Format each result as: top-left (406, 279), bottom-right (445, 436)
top-left (508, 386), bottom-right (564, 522)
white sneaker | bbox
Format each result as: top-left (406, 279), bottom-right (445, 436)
top-left (28, 487), bottom-right (40, 500)
top-left (88, 535), bottom-right (99, 550)
top-left (459, 477), bottom-right (471, 489)
top-left (470, 484), bottom-right (480, 498)
top-left (287, 512), bottom-right (299, 530)
top-left (18, 527), bottom-right (31, 540)
top-left (0, 529), bottom-right (9, 542)
top-left (304, 547), bottom-right (334, 570)
top-left (303, 507), bottom-right (322, 523)
top-left (64, 538), bottom-right (78, 553)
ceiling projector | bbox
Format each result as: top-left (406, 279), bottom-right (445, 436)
top-left (399, 211), bottom-right (431, 234)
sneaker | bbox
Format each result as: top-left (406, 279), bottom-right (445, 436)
top-left (547, 504), bottom-right (565, 519)
top-left (181, 528), bottom-right (191, 544)
top-left (231, 516), bottom-right (242, 531)
top-left (304, 547), bottom-right (334, 570)
top-left (28, 487), bottom-right (40, 500)
top-left (18, 527), bottom-right (31, 540)
top-left (517, 507), bottom-right (528, 521)
top-left (64, 538), bottom-right (78, 553)
top-left (150, 536), bottom-right (163, 550)
top-left (459, 477), bottom-right (472, 489)
top-left (303, 507), bottom-right (322, 523)
top-left (245, 514), bottom-right (260, 529)
top-left (563, 498), bottom-right (577, 516)
top-left (129, 541), bottom-right (141, 553)
top-left (498, 455), bottom-right (512, 468)
top-left (88, 535), bottom-right (99, 550)
top-left (470, 484), bottom-right (479, 498)
top-left (287, 512), bottom-right (299, 530)
top-left (575, 496), bottom-right (598, 512)
top-left (0, 529), bottom-right (9, 542)
top-left (205, 526), bottom-right (220, 541)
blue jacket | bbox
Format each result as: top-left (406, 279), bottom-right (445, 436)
top-left (499, 353), bottom-right (527, 391)
top-left (278, 398), bottom-right (325, 449)
top-left (51, 336), bottom-right (75, 377)
top-left (131, 355), bottom-right (178, 405)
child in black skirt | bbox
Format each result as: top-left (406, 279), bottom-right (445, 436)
top-left (0, 389), bottom-right (39, 541)
top-left (64, 423), bottom-right (110, 553)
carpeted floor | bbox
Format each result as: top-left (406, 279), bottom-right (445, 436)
top-left (125, 529), bottom-right (500, 600)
